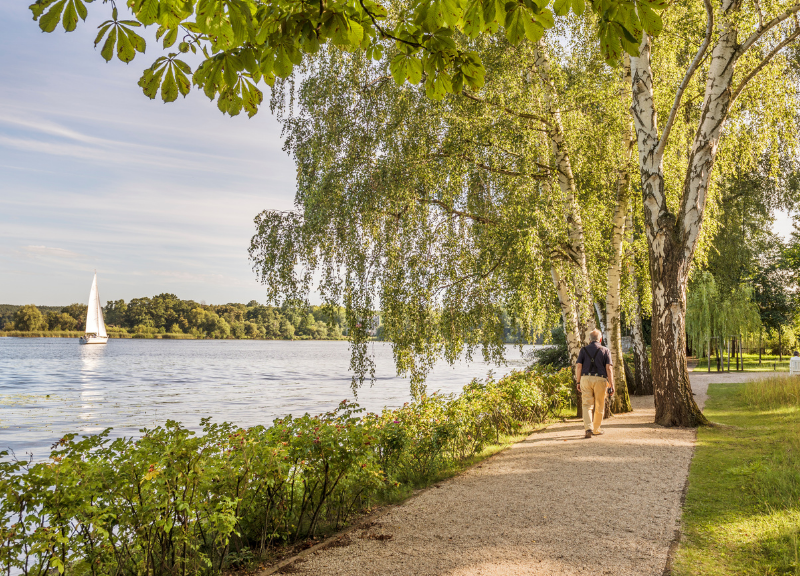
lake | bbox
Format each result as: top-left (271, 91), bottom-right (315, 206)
top-left (0, 338), bottom-right (533, 459)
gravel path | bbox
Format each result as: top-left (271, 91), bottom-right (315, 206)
top-left (288, 372), bottom-right (776, 576)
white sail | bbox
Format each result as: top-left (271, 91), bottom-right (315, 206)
top-left (84, 273), bottom-right (108, 337)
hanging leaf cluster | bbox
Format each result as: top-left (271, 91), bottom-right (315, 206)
top-left (29, 0), bottom-right (668, 115)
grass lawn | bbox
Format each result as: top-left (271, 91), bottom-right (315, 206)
top-left (694, 353), bottom-right (794, 372)
top-left (673, 377), bottom-right (800, 575)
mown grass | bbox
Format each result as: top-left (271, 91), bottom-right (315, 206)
top-left (673, 376), bottom-right (800, 576)
top-left (694, 353), bottom-right (794, 372)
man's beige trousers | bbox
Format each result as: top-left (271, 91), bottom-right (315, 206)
top-left (580, 375), bottom-right (608, 434)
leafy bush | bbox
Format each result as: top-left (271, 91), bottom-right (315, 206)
top-left (530, 326), bottom-right (571, 370)
top-left (0, 369), bottom-right (570, 575)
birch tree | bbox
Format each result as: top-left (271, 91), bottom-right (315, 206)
top-left (249, 33), bottom-right (630, 388)
top-left (628, 0), bottom-right (800, 425)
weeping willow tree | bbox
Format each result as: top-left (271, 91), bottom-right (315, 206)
top-left (249, 22), bottom-right (636, 393)
top-left (686, 271), bottom-right (761, 368)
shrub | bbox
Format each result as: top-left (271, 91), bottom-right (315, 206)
top-left (0, 369), bottom-right (571, 575)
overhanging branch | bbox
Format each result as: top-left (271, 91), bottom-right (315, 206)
top-left (418, 197), bottom-right (499, 226)
top-left (657, 0), bottom-right (714, 157)
top-left (729, 27), bottom-right (800, 107)
top-left (737, 3), bottom-right (800, 56)
top-left (461, 90), bottom-right (553, 127)
top-left (432, 153), bottom-right (550, 179)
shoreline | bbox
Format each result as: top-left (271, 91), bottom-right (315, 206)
top-left (0, 331), bottom-right (350, 341)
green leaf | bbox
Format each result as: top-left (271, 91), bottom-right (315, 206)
top-left (571, 0), bottom-right (585, 15)
top-left (74, 0), bottom-right (87, 22)
top-left (462, 0), bottom-right (484, 38)
top-left (599, 22), bottom-right (622, 62)
top-left (134, 0), bottom-right (160, 25)
top-left (425, 71), bottom-right (452, 99)
top-left (406, 56), bottom-right (423, 84)
top-left (482, 0), bottom-right (505, 33)
top-left (163, 26), bottom-right (178, 48)
top-left (38, 0), bottom-right (66, 32)
top-left (100, 26), bottom-right (116, 62)
top-left (30, 0), bottom-right (59, 20)
top-left (240, 49), bottom-right (258, 74)
top-left (125, 25), bottom-right (147, 53)
top-left (138, 66), bottom-right (165, 98)
top-left (505, 4), bottom-right (544, 44)
top-left (161, 67), bottom-right (178, 102)
top-left (638, 3), bottom-right (662, 35)
top-left (93, 22), bottom-right (112, 47)
top-left (553, 0), bottom-right (569, 16)
top-left (116, 27), bottom-right (135, 62)
top-left (173, 58), bottom-right (192, 74)
top-left (223, 58), bottom-right (239, 87)
top-left (175, 66), bottom-right (191, 97)
top-left (390, 53), bottom-right (408, 85)
top-left (273, 45), bottom-right (293, 77)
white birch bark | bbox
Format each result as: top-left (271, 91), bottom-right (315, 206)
top-left (550, 264), bottom-right (583, 363)
top-left (534, 40), bottom-right (595, 345)
top-left (607, 54), bottom-right (635, 414)
top-left (629, 6), bottom-right (746, 425)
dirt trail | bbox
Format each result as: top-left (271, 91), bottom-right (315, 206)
top-left (286, 372), bottom-right (778, 576)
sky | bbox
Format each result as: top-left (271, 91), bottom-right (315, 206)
top-left (0, 2), bottom-right (296, 306)
top-left (0, 4), bottom-right (796, 306)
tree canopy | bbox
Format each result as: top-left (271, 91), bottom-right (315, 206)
top-left (29, 0), bottom-right (668, 117)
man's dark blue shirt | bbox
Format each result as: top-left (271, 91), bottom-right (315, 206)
top-left (576, 341), bottom-right (613, 378)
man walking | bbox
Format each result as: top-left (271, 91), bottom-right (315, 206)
top-left (575, 329), bottom-right (615, 438)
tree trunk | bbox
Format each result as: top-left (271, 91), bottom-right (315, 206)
top-left (535, 41), bottom-right (595, 345)
top-left (631, 293), bottom-right (653, 395)
top-left (551, 264), bottom-right (584, 418)
top-left (607, 54), bottom-right (635, 413)
top-left (629, 4), bottom-right (747, 425)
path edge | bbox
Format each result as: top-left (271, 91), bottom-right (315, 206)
top-left (255, 419), bottom-right (561, 575)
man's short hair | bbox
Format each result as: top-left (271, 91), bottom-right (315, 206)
top-left (794, 350), bottom-right (799, 357)
top-left (590, 329), bottom-right (602, 342)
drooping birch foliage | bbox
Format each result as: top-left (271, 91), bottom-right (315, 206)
top-left (249, 24), bottom-right (633, 391)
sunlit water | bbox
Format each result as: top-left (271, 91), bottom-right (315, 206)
top-left (0, 338), bottom-right (533, 459)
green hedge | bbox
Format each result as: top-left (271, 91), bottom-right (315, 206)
top-left (0, 368), bottom-right (571, 576)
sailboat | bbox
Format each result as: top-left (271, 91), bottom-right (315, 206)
top-left (79, 273), bottom-right (108, 345)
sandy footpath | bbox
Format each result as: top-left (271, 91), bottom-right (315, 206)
top-left (287, 371), bottom-right (780, 576)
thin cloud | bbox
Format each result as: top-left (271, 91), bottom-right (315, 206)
top-left (22, 245), bottom-right (85, 259)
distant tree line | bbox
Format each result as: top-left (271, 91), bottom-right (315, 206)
top-left (1, 295), bottom-right (535, 342)
top-left (0, 296), bottom-right (352, 340)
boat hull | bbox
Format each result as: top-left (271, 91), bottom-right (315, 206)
top-left (79, 335), bottom-right (109, 345)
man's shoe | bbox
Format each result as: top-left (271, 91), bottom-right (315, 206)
top-left (584, 430), bottom-right (592, 438)
top-left (593, 430), bottom-right (604, 436)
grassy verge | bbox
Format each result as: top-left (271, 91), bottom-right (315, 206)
top-left (673, 377), bottom-right (800, 575)
top-left (693, 353), bottom-right (794, 372)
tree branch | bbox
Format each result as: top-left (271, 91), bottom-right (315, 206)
top-left (729, 27), bottom-right (800, 107)
top-left (357, 0), bottom-right (423, 49)
top-left (431, 153), bottom-right (550, 179)
top-left (656, 0), bottom-right (714, 157)
top-left (737, 3), bottom-right (800, 56)
top-left (418, 197), bottom-right (499, 225)
top-left (434, 253), bottom-right (507, 295)
top-left (461, 90), bottom-right (553, 126)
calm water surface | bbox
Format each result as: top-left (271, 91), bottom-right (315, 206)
top-left (0, 338), bottom-right (531, 459)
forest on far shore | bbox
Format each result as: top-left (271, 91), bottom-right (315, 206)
top-left (0, 297), bottom-right (353, 340)
top-left (0, 296), bottom-right (530, 341)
